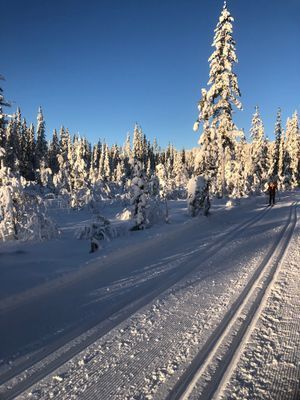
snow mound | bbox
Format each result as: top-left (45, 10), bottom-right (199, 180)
top-left (116, 208), bottom-right (132, 221)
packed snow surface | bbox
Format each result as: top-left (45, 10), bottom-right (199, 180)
top-left (0, 192), bottom-right (299, 400)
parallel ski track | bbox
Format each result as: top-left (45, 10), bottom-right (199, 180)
top-left (166, 201), bottom-right (298, 400)
top-left (0, 205), bottom-right (271, 400)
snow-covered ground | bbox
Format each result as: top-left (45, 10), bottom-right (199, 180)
top-left (217, 206), bottom-right (300, 400)
top-left (0, 192), bottom-right (299, 400)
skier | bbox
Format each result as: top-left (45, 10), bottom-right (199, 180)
top-left (268, 179), bottom-right (277, 206)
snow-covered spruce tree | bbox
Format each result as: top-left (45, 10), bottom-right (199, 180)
top-left (37, 160), bottom-right (53, 188)
top-left (130, 160), bottom-right (149, 230)
top-left (272, 108), bottom-right (282, 180)
top-left (5, 109), bottom-right (22, 172)
top-left (0, 148), bottom-right (57, 241)
top-left (132, 123), bottom-right (145, 166)
top-left (156, 162), bottom-right (172, 222)
top-left (173, 150), bottom-right (188, 193)
top-left (0, 148), bottom-right (25, 240)
top-left (35, 107), bottom-right (48, 174)
top-left (0, 75), bottom-right (11, 148)
top-left (123, 132), bottom-right (131, 159)
top-left (121, 132), bottom-right (132, 178)
top-left (187, 176), bottom-right (210, 217)
top-left (53, 128), bottom-right (72, 197)
top-left (115, 160), bottom-right (126, 186)
top-left (19, 118), bottom-right (28, 178)
top-left (278, 128), bottom-right (285, 189)
top-left (103, 143), bottom-right (111, 182)
top-left (249, 106), bottom-right (268, 192)
top-left (69, 136), bottom-right (91, 208)
top-left (227, 130), bottom-right (249, 199)
top-left (97, 142), bottom-right (111, 184)
top-left (283, 111), bottom-right (299, 188)
top-left (20, 121), bottom-right (35, 181)
top-left (83, 137), bottom-right (91, 172)
top-left (48, 129), bottom-right (60, 175)
top-left (193, 1), bottom-right (242, 197)
top-left (89, 143), bottom-right (100, 185)
top-left (111, 144), bottom-right (121, 182)
top-left (75, 214), bottom-right (116, 253)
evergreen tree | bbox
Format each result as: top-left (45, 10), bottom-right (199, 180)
top-left (123, 132), bottom-right (131, 158)
top-left (59, 126), bottom-right (70, 160)
top-left (27, 123), bottom-right (36, 180)
top-left (103, 143), bottom-right (111, 181)
top-left (229, 131), bottom-right (247, 198)
top-left (272, 108), bottom-right (282, 179)
top-left (19, 118), bottom-right (29, 178)
top-left (70, 137), bottom-right (90, 208)
top-left (156, 162), bottom-right (172, 222)
top-left (130, 161), bottom-right (149, 230)
top-left (48, 129), bottom-right (60, 174)
top-left (5, 110), bottom-right (21, 172)
top-left (53, 127), bottom-right (72, 194)
top-left (250, 106), bottom-right (267, 192)
top-left (0, 147), bottom-right (58, 241)
top-left (0, 148), bottom-right (24, 240)
top-left (194, 1), bottom-right (242, 196)
top-left (132, 123), bottom-right (144, 164)
top-left (89, 143), bottom-right (100, 184)
top-left (35, 106), bottom-right (48, 171)
top-left (284, 112), bottom-right (299, 187)
top-left (173, 150), bottom-right (188, 187)
top-left (115, 160), bottom-right (126, 185)
top-left (0, 75), bottom-right (10, 148)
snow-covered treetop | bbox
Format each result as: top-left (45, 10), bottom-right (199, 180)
top-left (37, 106), bottom-right (44, 126)
top-left (250, 106), bottom-right (264, 143)
top-left (194, 1), bottom-right (242, 148)
top-left (274, 108), bottom-right (282, 140)
top-left (0, 75), bottom-right (10, 109)
top-left (207, 2), bottom-right (242, 112)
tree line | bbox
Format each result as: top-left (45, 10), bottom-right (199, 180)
top-left (0, 1), bottom-right (299, 241)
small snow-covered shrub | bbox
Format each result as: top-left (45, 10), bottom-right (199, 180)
top-left (226, 200), bottom-right (234, 208)
top-left (75, 214), bottom-right (116, 242)
top-left (187, 176), bottom-right (210, 217)
top-left (146, 199), bottom-right (166, 226)
top-left (18, 190), bottom-right (59, 241)
top-left (19, 212), bottom-right (59, 241)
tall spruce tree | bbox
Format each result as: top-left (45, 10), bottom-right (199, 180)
top-left (284, 112), bottom-right (299, 187)
top-left (48, 129), bottom-right (60, 174)
top-left (194, 1), bottom-right (242, 196)
top-left (5, 110), bottom-right (21, 172)
top-left (35, 106), bottom-right (48, 171)
top-left (0, 75), bottom-right (10, 148)
top-left (250, 106), bottom-right (267, 192)
top-left (26, 123), bottom-right (36, 180)
top-left (272, 108), bottom-right (282, 179)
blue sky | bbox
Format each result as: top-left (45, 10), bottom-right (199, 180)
top-left (1, 0), bottom-right (300, 149)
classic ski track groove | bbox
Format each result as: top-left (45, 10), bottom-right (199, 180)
top-left (166, 201), bottom-right (297, 400)
top-left (0, 205), bottom-right (271, 400)
top-left (218, 206), bottom-right (300, 400)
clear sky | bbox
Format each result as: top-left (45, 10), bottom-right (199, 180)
top-left (1, 0), bottom-right (300, 149)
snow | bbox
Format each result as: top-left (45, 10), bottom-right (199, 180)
top-left (0, 192), bottom-right (298, 400)
top-left (217, 204), bottom-right (300, 400)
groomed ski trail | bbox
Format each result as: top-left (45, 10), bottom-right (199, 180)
top-left (170, 201), bottom-right (298, 400)
top-left (0, 203), bottom-right (272, 399)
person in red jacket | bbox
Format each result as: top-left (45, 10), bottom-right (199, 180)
top-left (268, 180), bottom-right (277, 206)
